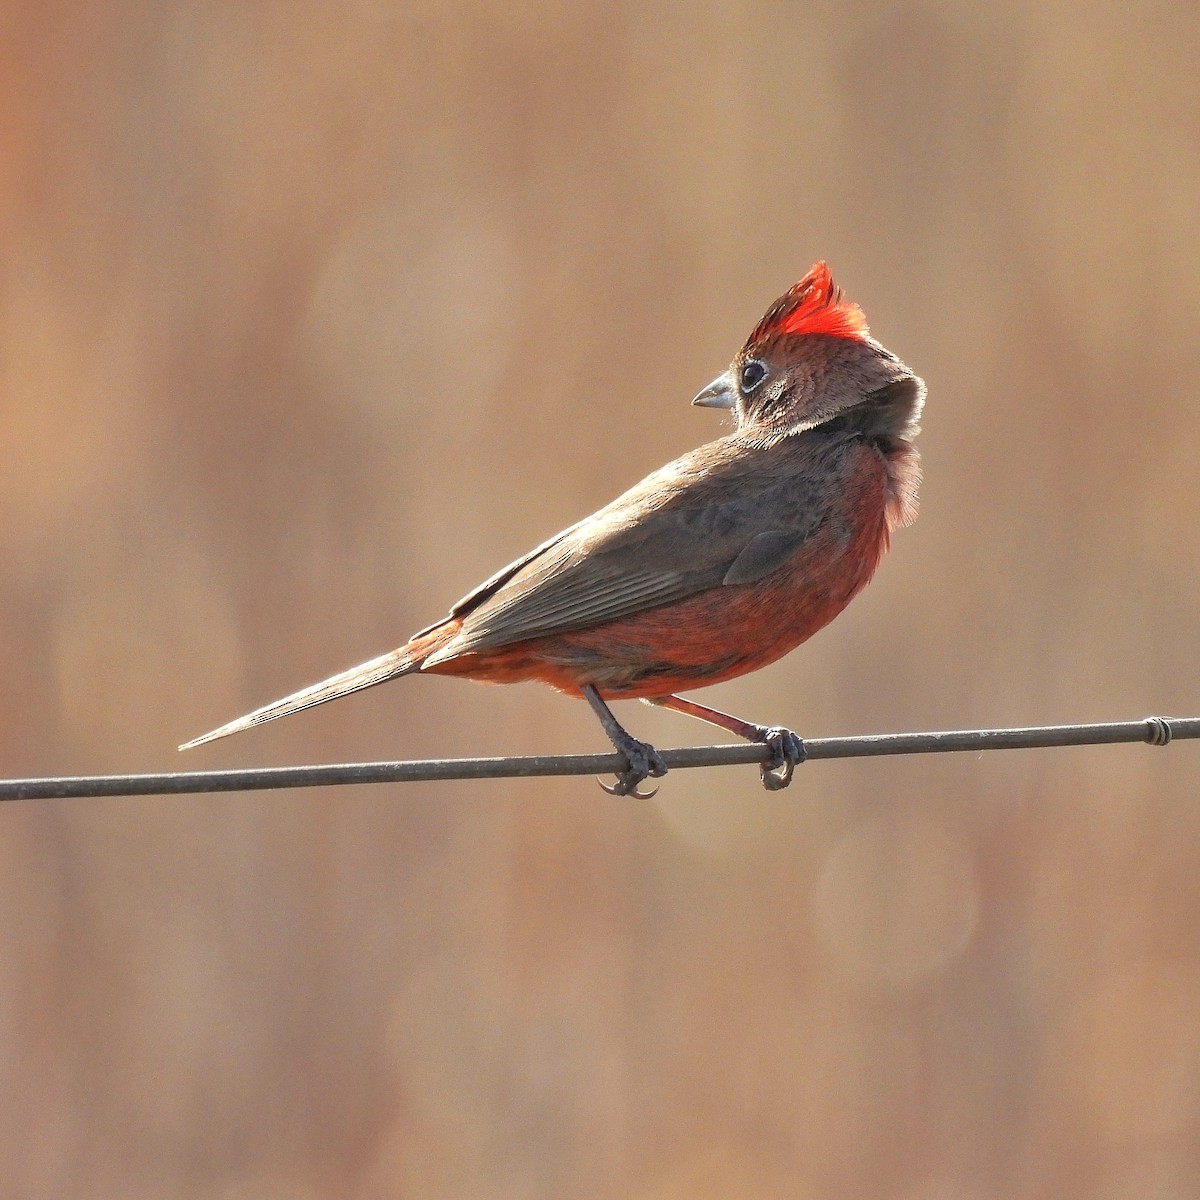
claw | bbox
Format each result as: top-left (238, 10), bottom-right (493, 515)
top-left (582, 683), bottom-right (669, 798)
top-left (597, 739), bottom-right (668, 799)
top-left (756, 727), bottom-right (806, 791)
top-left (645, 695), bottom-right (807, 792)
top-left (597, 775), bottom-right (660, 800)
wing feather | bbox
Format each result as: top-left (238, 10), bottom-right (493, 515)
top-left (423, 432), bottom-right (842, 665)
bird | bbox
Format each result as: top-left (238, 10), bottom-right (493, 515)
top-left (181, 262), bottom-right (925, 796)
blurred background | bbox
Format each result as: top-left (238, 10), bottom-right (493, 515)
top-left (2, 2), bottom-right (1199, 1196)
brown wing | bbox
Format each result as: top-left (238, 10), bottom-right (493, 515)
top-left (422, 432), bottom-right (842, 664)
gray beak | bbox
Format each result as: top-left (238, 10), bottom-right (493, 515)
top-left (692, 369), bottom-right (737, 409)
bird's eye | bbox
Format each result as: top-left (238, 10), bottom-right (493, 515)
top-left (740, 360), bottom-right (767, 392)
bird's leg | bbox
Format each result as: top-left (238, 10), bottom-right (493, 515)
top-left (582, 684), bottom-right (668, 798)
top-left (646, 694), bottom-right (806, 791)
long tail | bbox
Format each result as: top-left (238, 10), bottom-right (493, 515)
top-left (178, 645), bottom-right (419, 750)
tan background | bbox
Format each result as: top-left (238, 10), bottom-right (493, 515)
top-left (3, 2), bottom-right (1200, 1196)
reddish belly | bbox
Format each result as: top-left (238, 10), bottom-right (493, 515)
top-left (428, 468), bottom-right (893, 700)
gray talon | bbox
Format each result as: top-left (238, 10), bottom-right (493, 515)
top-left (599, 775), bottom-right (660, 800)
top-left (599, 738), bottom-right (667, 798)
top-left (757, 727), bottom-right (806, 791)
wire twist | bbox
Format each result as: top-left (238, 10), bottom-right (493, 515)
top-left (1143, 716), bottom-right (1173, 746)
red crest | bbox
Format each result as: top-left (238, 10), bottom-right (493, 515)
top-left (751, 262), bottom-right (869, 344)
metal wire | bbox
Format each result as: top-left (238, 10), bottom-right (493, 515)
top-left (1, 715), bottom-right (1195, 801)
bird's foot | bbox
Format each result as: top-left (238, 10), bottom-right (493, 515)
top-left (747, 725), bottom-right (806, 791)
top-left (598, 732), bottom-right (668, 799)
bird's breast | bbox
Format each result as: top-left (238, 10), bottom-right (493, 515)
top-left (513, 441), bottom-right (896, 698)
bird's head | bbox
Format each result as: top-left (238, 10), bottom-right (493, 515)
top-left (693, 262), bottom-right (924, 446)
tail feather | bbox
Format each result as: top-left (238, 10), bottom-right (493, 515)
top-left (179, 647), bottom-right (416, 750)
